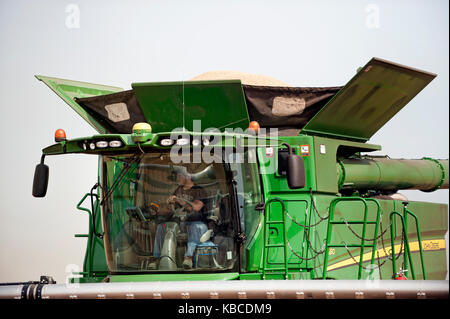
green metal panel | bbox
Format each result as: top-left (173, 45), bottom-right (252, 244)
top-left (256, 136), bottom-right (318, 193)
top-left (313, 136), bottom-right (381, 194)
top-left (301, 58), bottom-right (436, 142)
top-left (36, 75), bottom-right (124, 133)
top-left (132, 80), bottom-right (250, 133)
top-left (108, 272), bottom-right (240, 282)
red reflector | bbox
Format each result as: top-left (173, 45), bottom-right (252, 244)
top-left (395, 274), bottom-right (407, 280)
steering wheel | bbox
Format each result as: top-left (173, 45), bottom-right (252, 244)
top-left (169, 195), bottom-right (195, 221)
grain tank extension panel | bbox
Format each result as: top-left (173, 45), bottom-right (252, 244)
top-left (36, 58), bottom-right (436, 139)
top-left (35, 75), bottom-right (124, 134)
top-left (301, 58), bottom-right (436, 142)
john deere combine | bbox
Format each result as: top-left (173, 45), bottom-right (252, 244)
top-left (1, 58), bottom-right (448, 299)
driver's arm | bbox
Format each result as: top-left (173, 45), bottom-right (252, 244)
top-left (167, 196), bottom-right (203, 212)
top-left (190, 199), bottom-right (204, 212)
top-left (167, 195), bottom-right (187, 207)
top-left (184, 199), bottom-right (205, 222)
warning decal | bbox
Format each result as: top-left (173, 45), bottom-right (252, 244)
top-left (300, 145), bottom-right (309, 156)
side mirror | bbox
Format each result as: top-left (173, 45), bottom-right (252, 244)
top-left (287, 154), bottom-right (305, 189)
top-left (282, 143), bottom-right (305, 189)
top-left (33, 156), bottom-right (49, 197)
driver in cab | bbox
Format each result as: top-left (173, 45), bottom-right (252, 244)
top-left (167, 170), bottom-right (206, 217)
top-left (152, 169), bottom-right (209, 269)
top-left (168, 170), bottom-right (208, 269)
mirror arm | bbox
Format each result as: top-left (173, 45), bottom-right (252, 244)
top-left (281, 142), bottom-right (292, 155)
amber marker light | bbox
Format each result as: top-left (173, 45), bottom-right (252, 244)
top-left (55, 129), bottom-right (66, 142)
top-left (248, 121), bottom-right (260, 133)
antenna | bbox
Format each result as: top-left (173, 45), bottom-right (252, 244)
top-left (182, 71), bottom-right (185, 132)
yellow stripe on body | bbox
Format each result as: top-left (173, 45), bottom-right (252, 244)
top-left (326, 239), bottom-right (446, 271)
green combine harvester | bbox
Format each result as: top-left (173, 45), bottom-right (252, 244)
top-left (1, 58), bottom-right (448, 299)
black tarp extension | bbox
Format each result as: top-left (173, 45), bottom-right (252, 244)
top-left (75, 85), bottom-right (342, 135)
top-left (75, 90), bottom-right (147, 134)
top-left (242, 85), bottom-right (341, 135)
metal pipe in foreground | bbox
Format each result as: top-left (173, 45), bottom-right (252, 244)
top-left (0, 280), bottom-right (448, 299)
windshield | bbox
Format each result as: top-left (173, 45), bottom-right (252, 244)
top-left (100, 152), bottom-right (238, 273)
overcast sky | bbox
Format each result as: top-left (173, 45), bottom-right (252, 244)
top-left (0, 0), bottom-right (448, 283)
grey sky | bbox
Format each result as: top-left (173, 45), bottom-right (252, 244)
top-left (0, 0), bottom-right (448, 283)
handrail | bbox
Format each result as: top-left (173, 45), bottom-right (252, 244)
top-left (389, 211), bottom-right (415, 279)
top-left (365, 198), bottom-right (381, 278)
top-left (403, 206), bottom-right (427, 279)
top-left (322, 197), bottom-right (381, 280)
top-left (76, 193), bottom-right (94, 277)
top-left (76, 193), bottom-right (92, 216)
top-left (262, 198), bottom-right (288, 279)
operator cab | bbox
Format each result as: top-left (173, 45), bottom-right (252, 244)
top-left (101, 151), bottom-right (252, 273)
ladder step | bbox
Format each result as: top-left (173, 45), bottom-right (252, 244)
top-left (263, 273), bottom-right (288, 276)
top-left (263, 268), bottom-right (288, 272)
top-left (266, 220), bottom-right (284, 224)
top-left (330, 221), bottom-right (377, 224)
top-left (328, 244), bottom-right (364, 248)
